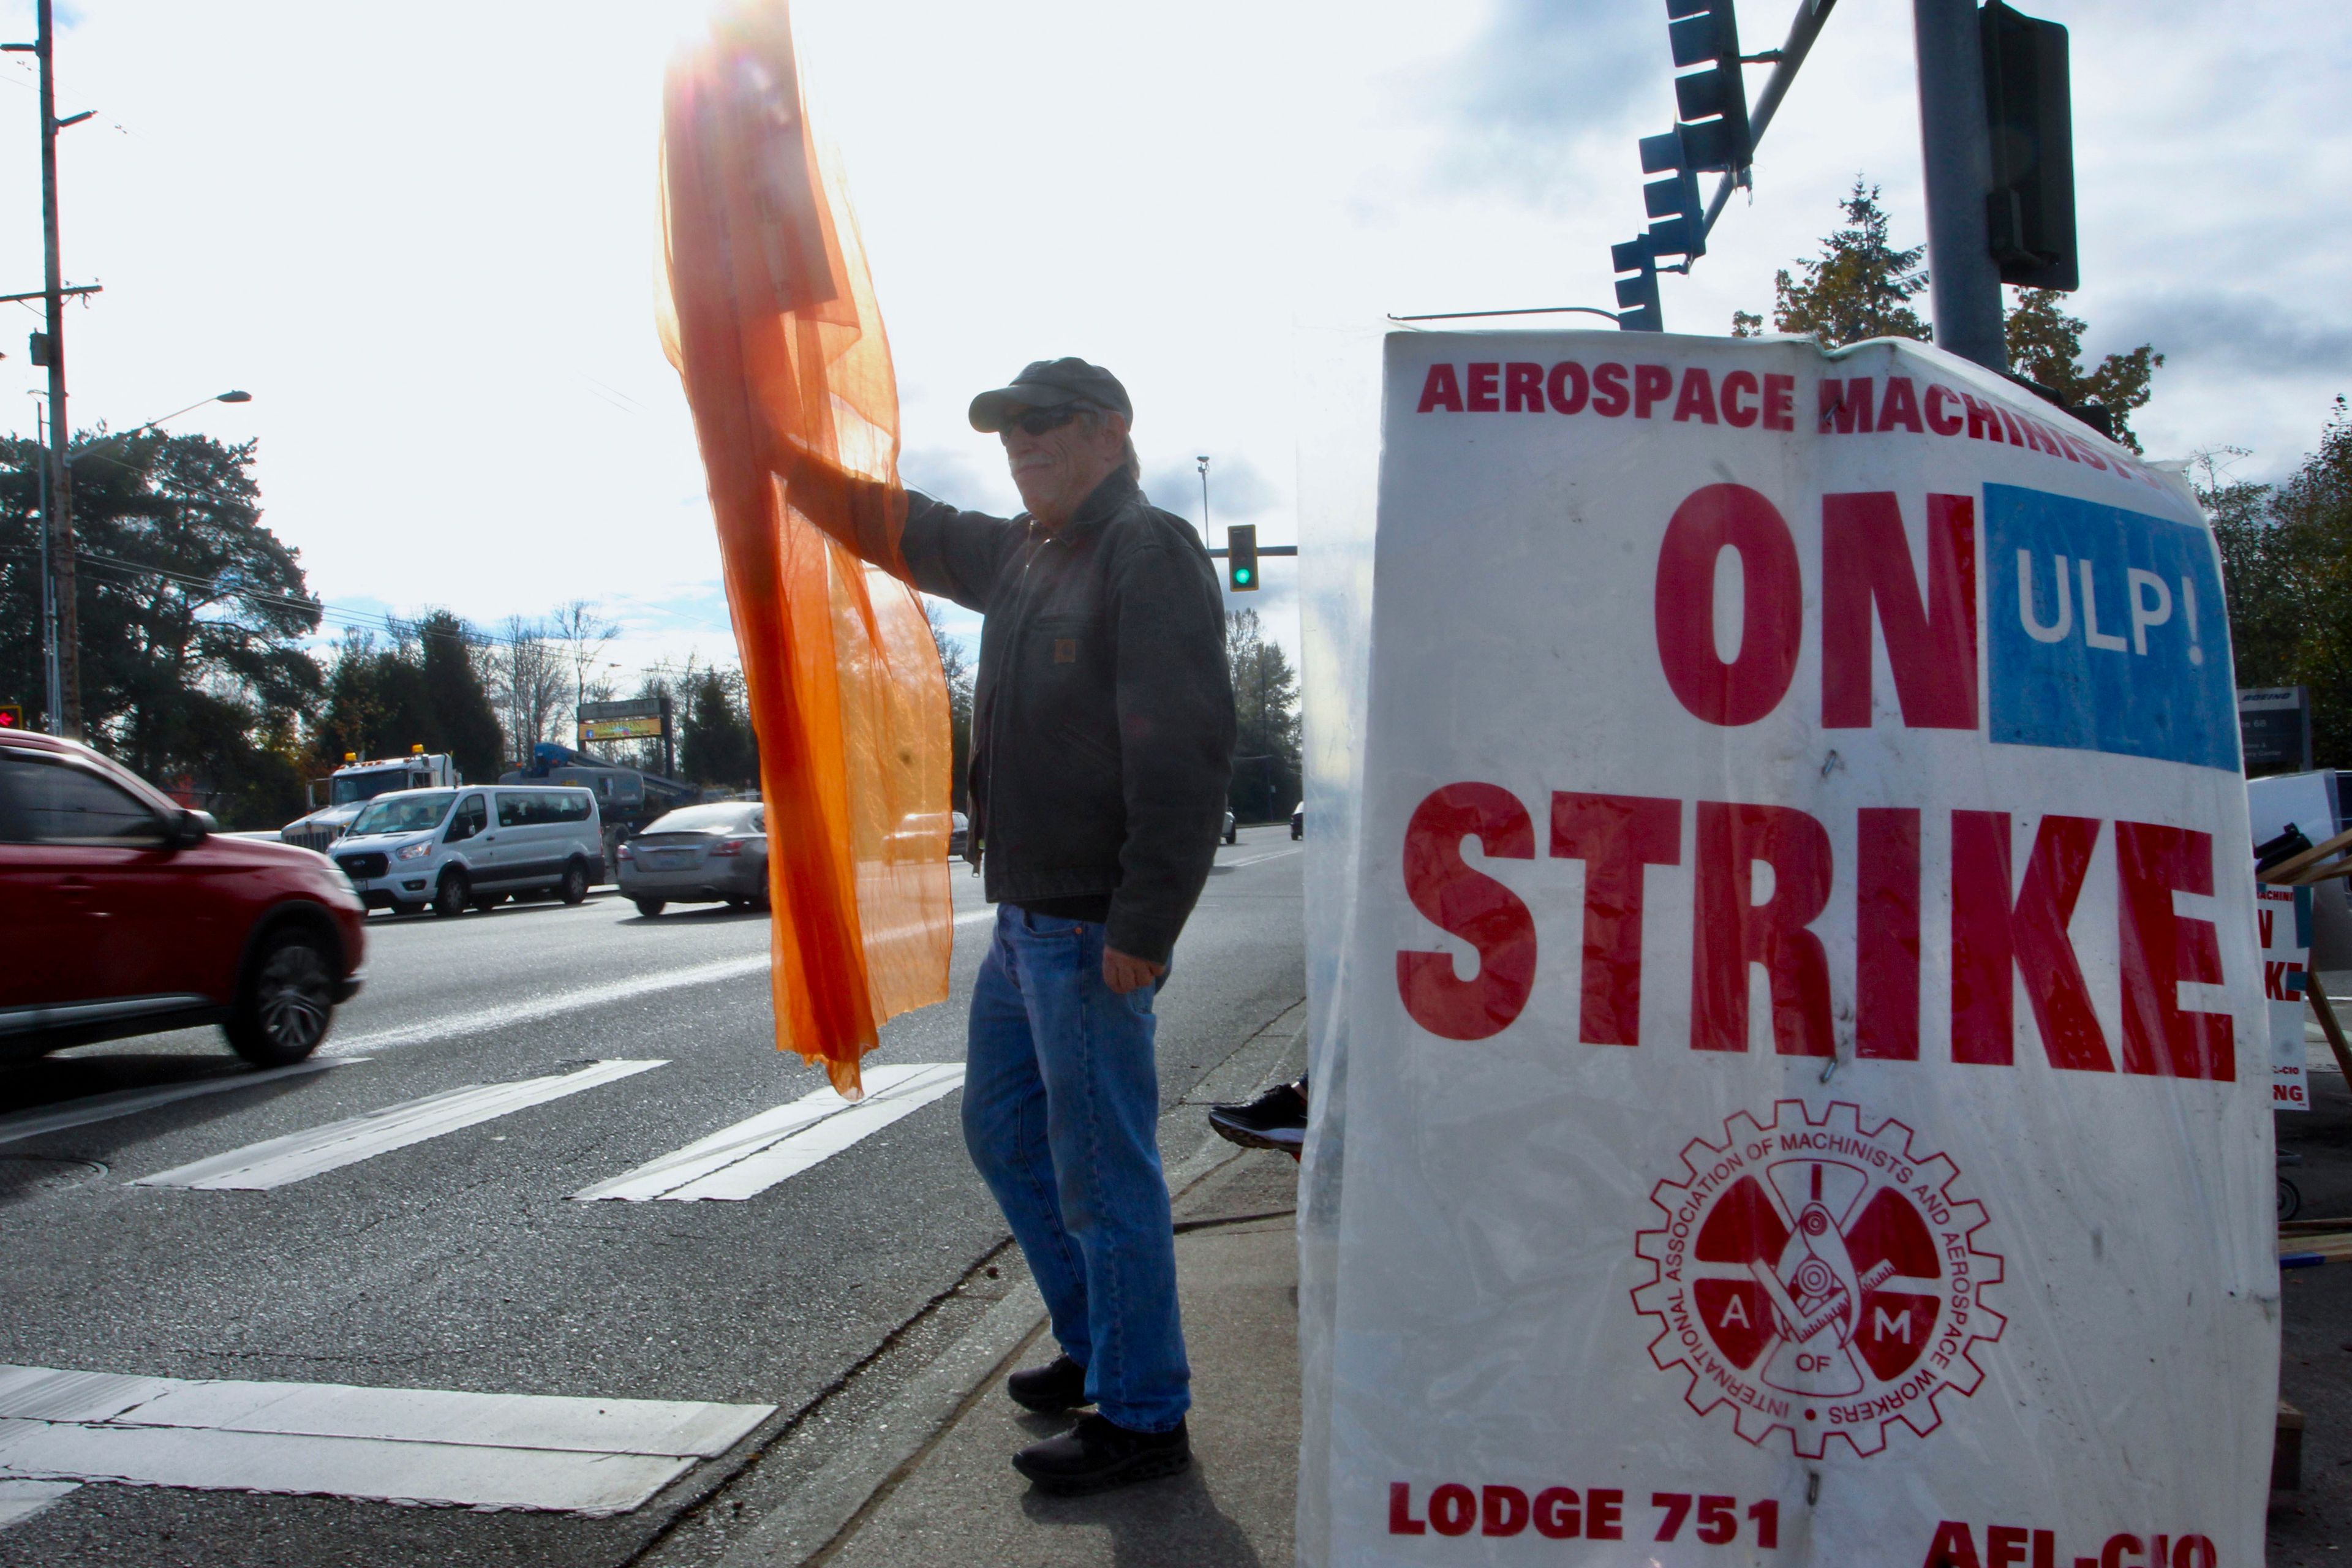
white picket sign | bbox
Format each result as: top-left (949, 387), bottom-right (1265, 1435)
top-left (1298, 330), bottom-right (2271, 1568)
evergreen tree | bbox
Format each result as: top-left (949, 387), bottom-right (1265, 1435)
top-left (680, 667), bottom-right (758, 787)
top-left (312, 613), bottom-right (503, 785)
top-left (1740, 180), bottom-right (2164, 451)
top-left (0, 428), bottom-right (321, 827)
top-left (417, 610), bottom-right (504, 782)
top-left (1224, 609), bottom-right (1301, 823)
top-left (1763, 179), bottom-right (1931, 347)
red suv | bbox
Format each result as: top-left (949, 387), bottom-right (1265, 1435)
top-left (0, 729), bottom-right (368, 1066)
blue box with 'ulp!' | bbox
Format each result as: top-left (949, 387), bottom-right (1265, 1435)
top-left (1984, 483), bottom-right (2239, 772)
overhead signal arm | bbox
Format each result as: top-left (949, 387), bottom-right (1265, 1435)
top-left (1697, 0), bottom-right (1841, 237)
top-left (1611, 0), bottom-right (1841, 331)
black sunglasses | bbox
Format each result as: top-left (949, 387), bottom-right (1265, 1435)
top-left (1001, 404), bottom-right (1096, 437)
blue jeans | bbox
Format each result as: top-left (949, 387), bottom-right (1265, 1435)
top-left (962, 903), bottom-right (1189, 1432)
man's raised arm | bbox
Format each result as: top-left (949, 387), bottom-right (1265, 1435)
top-left (778, 448), bottom-right (1020, 614)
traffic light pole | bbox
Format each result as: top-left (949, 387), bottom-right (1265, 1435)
top-left (33, 403), bottom-right (60, 734)
top-left (1912, 0), bottom-right (2010, 374)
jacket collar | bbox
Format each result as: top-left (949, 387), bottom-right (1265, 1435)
top-left (1032, 469), bottom-right (1138, 540)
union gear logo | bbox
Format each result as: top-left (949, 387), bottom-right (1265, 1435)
top-left (1632, 1101), bottom-right (2005, 1458)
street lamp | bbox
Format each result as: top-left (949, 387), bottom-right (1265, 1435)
top-left (75, 389), bottom-right (254, 468)
top-left (144, 387), bottom-right (252, 425)
top-left (38, 388), bottom-right (254, 736)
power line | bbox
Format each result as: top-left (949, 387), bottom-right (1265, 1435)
top-left (6, 541), bottom-right (752, 674)
top-left (4, 543), bottom-right (504, 649)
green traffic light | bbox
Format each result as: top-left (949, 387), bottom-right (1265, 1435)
top-left (1235, 568), bottom-right (1253, 586)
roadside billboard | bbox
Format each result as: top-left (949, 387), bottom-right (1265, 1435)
top-left (581, 717), bottom-right (664, 741)
top-left (578, 697), bottom-right (671, 747)
top-left (1301, 331), bottom-right (2269, 1567)
top-left (2237, 687), bottom-right (2312, 777)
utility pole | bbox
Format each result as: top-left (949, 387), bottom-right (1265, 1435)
top-left (1912, 0), bottom-right (2008, 373)
top-left (7, 1), bottom-right (94, 736)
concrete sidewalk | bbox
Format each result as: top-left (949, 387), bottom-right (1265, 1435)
top-left (701, 1038), bottom-right (1307, 1568)
top-left (818, 1153), bottom-right (1300, 1568)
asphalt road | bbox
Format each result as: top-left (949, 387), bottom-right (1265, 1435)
top-left (0, 827), bottom-right (1305, 1567)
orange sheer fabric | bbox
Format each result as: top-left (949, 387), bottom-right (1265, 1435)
top-left (658, 0), bottom-right (952, 1097)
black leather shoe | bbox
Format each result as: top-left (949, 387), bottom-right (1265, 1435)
top-left (1012, 1413), bottom-right (1191, 1494)
top-left (1006, 1354), bottom-right (1091, 1414)
top-left (1207, 1076), bottom-right (1308, 1152)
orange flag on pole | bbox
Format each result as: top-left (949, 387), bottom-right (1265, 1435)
top-left (657, 1), bottom-right (952, 1097)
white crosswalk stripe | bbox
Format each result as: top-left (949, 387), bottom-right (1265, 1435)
top-left (131, 1060), bottom-right (665, 1191)
top-left (0, 1479), bottom-right (78, 1530)
top-left (0, 1364), bottom-right (771, 1515)
top-left (573, 1063), bottom-right (965, 1202)
top-left (1221, 846), bottom-right (1302, 869)
top-left (0, 1058), bottom-right (365, 1149)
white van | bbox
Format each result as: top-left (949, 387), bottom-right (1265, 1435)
top-left (328, 786), bottom-right (603, 916)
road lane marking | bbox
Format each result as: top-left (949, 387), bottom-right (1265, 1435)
top-left (0, 1423), bottom-right (688, 1516)
top-left (326, 907), bottom-right (998, 1057)
top-left (0, 1479), bottom-right (78, 1530)
top-left (0, 1364), bottom-right (771, 1515)
top-left (325, 958), bottom-right (769, 1056)
top-left (574, 1063), bottom-right (965, 1202)
top-left (0, 1058), bottom-right (365, 1149)
top-left (130, 1060), bottom-right (665, 1191)
top-left (1221, 846), bottom-right (1302, 869)
top-left (0, 1366), bottom-right (763, 1455)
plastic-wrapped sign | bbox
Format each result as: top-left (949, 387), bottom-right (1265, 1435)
top-left (2257, 881), bottom-right (2310, 1110)
top-left (2245, 771), bottom-right (2335, 1115)
top-left (1302, 331), bottom-right (2269, 1567)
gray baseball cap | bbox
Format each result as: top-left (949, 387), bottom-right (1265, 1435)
top-left (968, 357), bottom-right (1133, 432)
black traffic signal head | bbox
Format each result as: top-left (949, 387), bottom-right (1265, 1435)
top-left (1226, 524), bottom-right (1259, 592)
top-left (1638, 130), bottom-right (1709, 263)
top-left (1612, 237), bottom-right (1664, 333)
top-left (1981, 1), bottom-right (2078, 290)
top-left (1645, 172), bottom-right (1703, 245)
top-left (1663, 0), bottom-right (1752, 175)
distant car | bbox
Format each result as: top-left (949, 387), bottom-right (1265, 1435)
top-left (1223, 810), bottom-right (1237, 845)
top-left (949, 810), bottom-right (969, 858)
top-left (1290, 802), bottom-right (1303, 840)
top-left (0, 728), bottom-right (367, 1066)
top-left (619, 801), bottom-right (768, 916)
top-left (330, 785), bottom-right (602, 916)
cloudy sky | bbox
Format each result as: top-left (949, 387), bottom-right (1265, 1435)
top-left (1, 0), bottom-right (2344, 685)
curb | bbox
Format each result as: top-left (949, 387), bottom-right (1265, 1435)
top-left (714, 1281), bottom-right (1049, 1568)
top-left (714, 1027), bottom-right (1302, 1568)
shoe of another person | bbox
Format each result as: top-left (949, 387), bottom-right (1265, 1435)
top-left (1006, 1353), bottom-right (1091, 1414)
top-left (1207, 1078), bottom-right (1308, 1152)
top-left (1012, 1413), bottom-right (1191, 1494)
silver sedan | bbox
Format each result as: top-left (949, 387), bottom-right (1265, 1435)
top-left (617, 802), bottom-right (768, 916)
